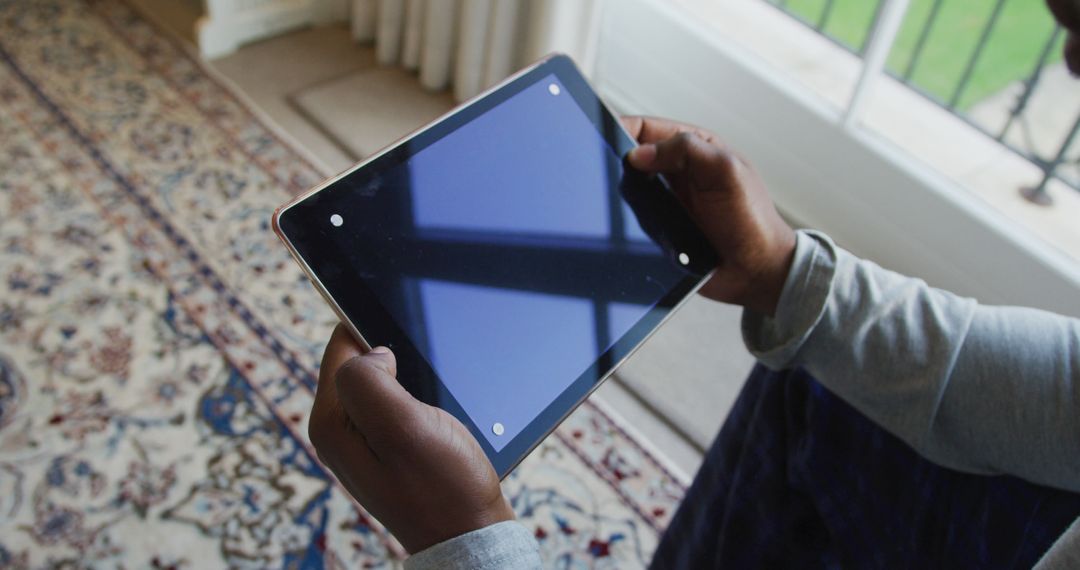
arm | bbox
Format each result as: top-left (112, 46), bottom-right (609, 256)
top-left (744, 231), bottom-right (1080, 491)
top-left (623, 116), bottom-right (1080, 492)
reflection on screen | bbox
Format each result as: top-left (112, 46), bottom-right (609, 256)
top-left (410, 82), bottom-right (612, 238)
top-left (333, 75), bottom-right (686, 450)
top-left (419, 281), bottom-right (597, 446)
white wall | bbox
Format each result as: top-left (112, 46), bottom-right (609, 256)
top-left (592, 0), bottom-right (1080, 317)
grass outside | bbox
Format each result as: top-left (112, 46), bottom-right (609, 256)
top-left (776, 0), bottom-right (1065, 111)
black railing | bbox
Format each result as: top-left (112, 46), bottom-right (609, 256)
top-left (766, 0), bottom-right (1079, 204)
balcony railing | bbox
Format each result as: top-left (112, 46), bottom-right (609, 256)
top-left (766, 0), bottom-right (1078, 205)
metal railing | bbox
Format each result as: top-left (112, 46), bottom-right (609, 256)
top-left (766, 0), bottom-right (1079, 204)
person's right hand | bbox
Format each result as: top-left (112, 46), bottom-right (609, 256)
top-left (622, 116), bottom-right (796, 316)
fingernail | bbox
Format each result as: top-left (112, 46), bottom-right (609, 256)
top-left (369, 346), bottom-right (391, 354)
top-left (628, 144), bottom-right (656, 166)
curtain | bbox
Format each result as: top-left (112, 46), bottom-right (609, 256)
top-left (351, 0), bottom-right (598, 102)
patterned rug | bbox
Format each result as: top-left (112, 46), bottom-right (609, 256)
top-left (0, 1), bottom-right (687, 567)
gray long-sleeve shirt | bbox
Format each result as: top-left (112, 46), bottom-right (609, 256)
top-left (405, 230), bottom-right (1080, 569)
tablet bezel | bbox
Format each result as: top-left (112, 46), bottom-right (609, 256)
top-left (273, 54), bottom-right (712, 477)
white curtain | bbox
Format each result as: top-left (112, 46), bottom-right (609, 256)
top-left (351, 0), bottom-right (600, 102)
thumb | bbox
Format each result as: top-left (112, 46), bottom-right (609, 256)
top-left (360, 345), bottom-right (397, 378)
top-left (335, 346), bottom-right (427, 454)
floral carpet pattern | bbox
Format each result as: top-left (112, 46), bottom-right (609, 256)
top-left (0, 0), bottom-right (686, 567)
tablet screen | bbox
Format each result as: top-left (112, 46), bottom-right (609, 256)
top-left (406, 75), bottom-right (678, 451)
top-left (278, 58), bottom-right (712, 468)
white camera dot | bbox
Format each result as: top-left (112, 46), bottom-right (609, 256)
top-left (492, 422), bottom-right (505, 436)
top-left (548, 83), bottom-right (560, 96)
top-left (330, 214), bottom-right (343, 227)
top-left (678, 252), bottom-right (690, 266)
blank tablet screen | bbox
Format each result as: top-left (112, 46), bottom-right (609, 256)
top-left (278, 59), bottom-right (711, 470)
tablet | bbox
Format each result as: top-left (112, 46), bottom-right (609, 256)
top-left (273, 54), bottom-right (716, 477)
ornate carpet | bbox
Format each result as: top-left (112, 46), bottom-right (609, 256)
top-left (0, 0), bottom-right (687, 567)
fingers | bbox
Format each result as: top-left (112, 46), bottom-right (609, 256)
top-left (620, 115), bottom-right (688, 144)
top-left (310, 325), bottom-right (377, 475)
top-left (628, 135), bottom-right (689, 172)
top-left (620, 115), bottom-right (723, 145)
top-left (318, 324), bottom-right (396, 385)
top-left (311, 324), bottom-right (365, 439)
top-left (1045, 1), bottom-right (1080, 75)
top-left (1047, 0), bottom-right (1079, 31)
top-left (312, 325), bottom-right (362, 435)
top-left (333, 344), bottom-right (429, 459)
top-left (321, 323), bottom-right (364, 375)
top-left (628, 132), bottom-right (742, 194)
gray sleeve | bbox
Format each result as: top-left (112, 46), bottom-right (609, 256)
top-left (1035, 519), bottom-right (1080, 570)
top-left (742, 230), bottom-right (1080, 492)
top-left (403, 520), bottom-right (542, 570)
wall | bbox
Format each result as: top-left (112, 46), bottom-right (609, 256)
top-left (591, 0), bottom-right (1080, 317)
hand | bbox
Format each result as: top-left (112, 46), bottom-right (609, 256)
top-left (622, 116), bottom-right (797, 316)
top-left (1046, 0), bottom-right (1080, 74)
top-left (309, 325), bottom-right (514, 553)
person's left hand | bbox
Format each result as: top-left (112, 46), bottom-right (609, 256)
top-left (309, 324), bottom-right (515, 554)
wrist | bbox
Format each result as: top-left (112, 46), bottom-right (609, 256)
top-left (746, 229), bottom-right (797, 316)
top-left (406, 495), bottom-right (515, 554)
top-left (404, 520), bottom-right (541, 570)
